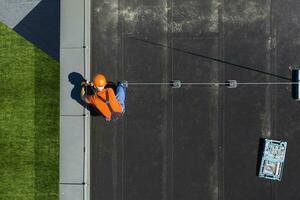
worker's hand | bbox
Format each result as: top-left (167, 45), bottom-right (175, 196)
top-left (86, 81), bottom-right (93, 86)
top-left (81, 79), bottom-right (87, 86)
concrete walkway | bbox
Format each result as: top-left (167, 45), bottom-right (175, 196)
top-left (60, 0), bottom-right (90, 200)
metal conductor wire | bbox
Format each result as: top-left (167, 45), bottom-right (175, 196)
top-left (127, 82), bottom-right (300, 86)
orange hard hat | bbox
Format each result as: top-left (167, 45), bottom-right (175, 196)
top-left (93, 74), bottom-right (107, 87)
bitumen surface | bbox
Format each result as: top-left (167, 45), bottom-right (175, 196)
top-left (90, 0), bottom-right (300, 199)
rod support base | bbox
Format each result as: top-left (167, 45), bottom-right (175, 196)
top-left (226, 80), bottom-right (238, 88)
top-left (170, 80), bottom-right (181, 88)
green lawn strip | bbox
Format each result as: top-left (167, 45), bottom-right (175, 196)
top-left (34, 47), bottom-right (59, 200)
top-left (0, 22), bottom-right (59, 200)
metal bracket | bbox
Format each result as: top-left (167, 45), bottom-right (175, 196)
top-left (170, 80), bottom-right (181, 88)
top-left (121, 80), bottom-right (128, 88)
top-left (226, 80), bottom-right (237, 88)
top-left (289, 65), bottom-right (300, 71)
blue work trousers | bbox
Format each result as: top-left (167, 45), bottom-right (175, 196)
top-left (115, 83), bottom-right (126, 112)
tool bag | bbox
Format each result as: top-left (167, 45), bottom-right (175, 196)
top-left (96, 90), bottom-right (122, 121)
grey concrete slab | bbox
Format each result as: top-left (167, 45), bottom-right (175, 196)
top-left (83, 0), bottom-right (91, 199)
top-left (60, 0), bottom-right (85, 48)
top-left (60, 184), bottom-right (84, 200)
top-left (60, 48), bottom-right (85, 116)
top-left (0, 0), bottom-right (41, 28)
top-left (60, 116), bottom-right (85, 183)
top-left (60, 0), bottom-right (90, 199)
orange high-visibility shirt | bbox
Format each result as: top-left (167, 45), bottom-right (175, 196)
top-left (86, 88), bottom-right (122, 120)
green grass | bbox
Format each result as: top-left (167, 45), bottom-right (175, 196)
top-left (0, 22), bottom-right (59, 200)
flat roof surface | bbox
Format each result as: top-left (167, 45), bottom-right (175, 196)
top-left (90, 0), bottom-right (300, 199)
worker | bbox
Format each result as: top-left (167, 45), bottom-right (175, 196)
top-left (80, 73), bottom-right (127, 121)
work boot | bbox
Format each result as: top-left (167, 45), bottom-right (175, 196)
top-left (118, 80), bottom-right (128, 88)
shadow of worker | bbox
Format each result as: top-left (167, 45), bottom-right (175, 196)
top-left (68, 72), bottom-right (100, 116)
